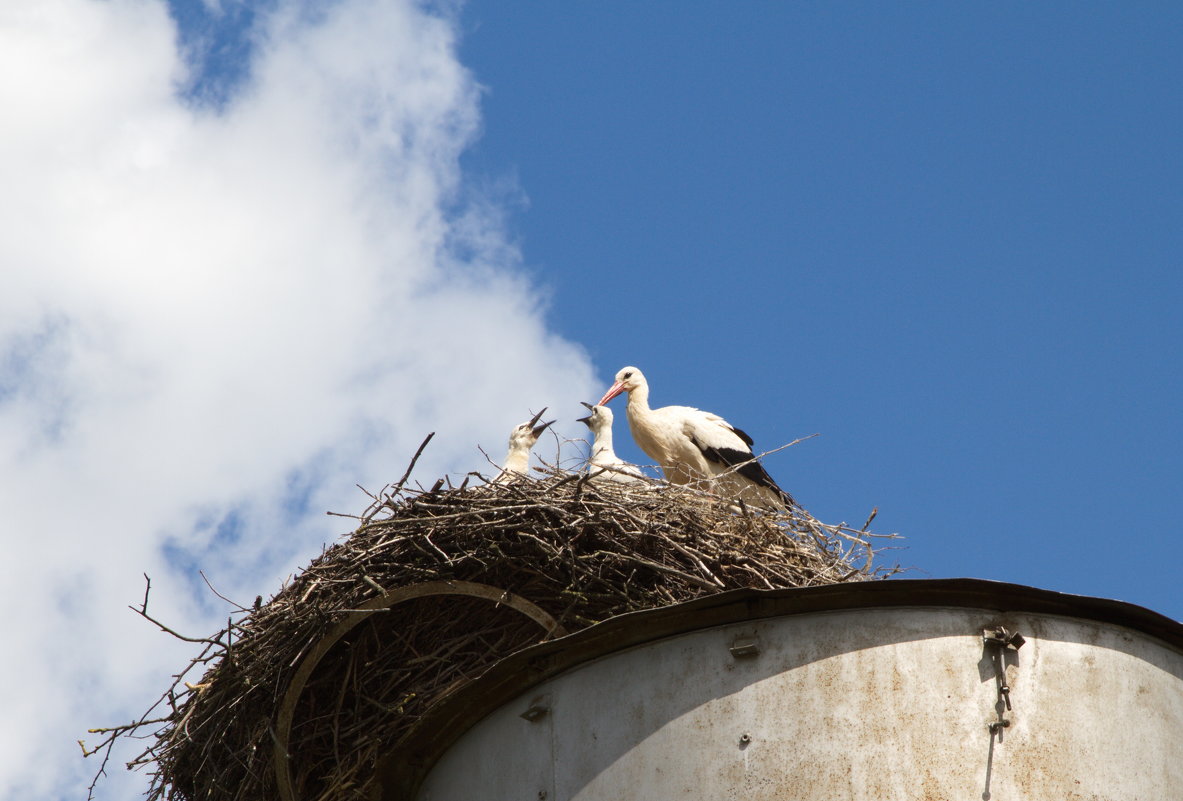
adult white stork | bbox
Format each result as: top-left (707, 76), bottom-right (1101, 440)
top-left (577, 402), bottom-right (645, 483)
top-left (597, 366), bottom-right (795, 509)
top-left (492, 408), bottom-right (554, 484)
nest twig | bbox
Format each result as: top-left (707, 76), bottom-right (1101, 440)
top-left (86, 446), bottom-right (901, 801)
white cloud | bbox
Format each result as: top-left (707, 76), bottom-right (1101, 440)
top-left (0, 1), bottom-right (596, 798)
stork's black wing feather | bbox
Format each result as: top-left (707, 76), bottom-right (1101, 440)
top-left (689, 432), bottom-right (796, 507)
top-left (727, 425), bottom-right (755, 448)
top-left (732, 457), bottom-right (796, 507)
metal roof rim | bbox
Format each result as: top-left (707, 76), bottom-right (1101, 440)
top-left (376, 577), bottom-right (1183, 799)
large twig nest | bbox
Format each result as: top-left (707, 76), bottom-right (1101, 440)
top-left (104, 460), bottom-right (900, 801)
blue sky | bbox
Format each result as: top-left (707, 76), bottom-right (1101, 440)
top-left (1, 2), bottom-right (1180, 799)
top-left (458, 2), bottom-right (1182, 614)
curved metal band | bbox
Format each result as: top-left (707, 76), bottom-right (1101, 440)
top-left (273, 579), bottom-right (566, 801)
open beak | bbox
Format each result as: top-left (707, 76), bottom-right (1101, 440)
top-left (576, 401), bottom-right (596, 426)
top-left (525, 407), bottom-right (553, 438)
top-left (596, 381), bottom-right (626, 406)
top-left (526, 407), bottom-right (548, 428)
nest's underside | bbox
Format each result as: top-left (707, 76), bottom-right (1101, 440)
top-left (119, 469), bottom-right (899, 801)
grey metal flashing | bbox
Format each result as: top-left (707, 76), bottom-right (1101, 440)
top-left (375, 577), bottom-right (1183, 799)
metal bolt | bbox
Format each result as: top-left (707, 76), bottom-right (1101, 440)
top-left (739, 733), bottom-right (752, 745)
top-left (988, 719), bottom-right (1011, 734)
top-left (730, 636), bottom-right (760, 658)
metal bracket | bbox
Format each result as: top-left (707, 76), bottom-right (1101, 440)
top-left (729, 635), bottom-right (760, 659)
top-left (982, 625), bottom-right (1024, 737)
top-left (983, 626), bottom-right (1026, 652)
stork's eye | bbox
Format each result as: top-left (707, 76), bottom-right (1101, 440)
top-left (623, 371), bottom-right (633, 379)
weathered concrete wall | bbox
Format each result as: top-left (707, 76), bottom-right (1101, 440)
top-left (414, 605), bottom-right (1183, 800)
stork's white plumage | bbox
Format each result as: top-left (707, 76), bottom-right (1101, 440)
top-left (493, 408), bottom-right (554, 484)
top-left (597, 366), bottom-right (795, 509)
top-left (577, 402), bottom-right (645, 483)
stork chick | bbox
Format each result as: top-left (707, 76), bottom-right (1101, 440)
top-left (597, 366), bottom-right (795, 509)
top-left (493, 408), bottom-right (554, 483)
top-left (577, 402), bottom-right (644, 483)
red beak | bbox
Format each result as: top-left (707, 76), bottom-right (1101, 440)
top-left (597, 380), bottom-right (626, 406)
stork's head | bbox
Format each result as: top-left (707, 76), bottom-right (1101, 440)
top-left (597, 366), bottom-right (644, 406)
top-left (508, 407), bottom-right (553, 449)
top-left (576, 401), bottom-right (613, 432)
